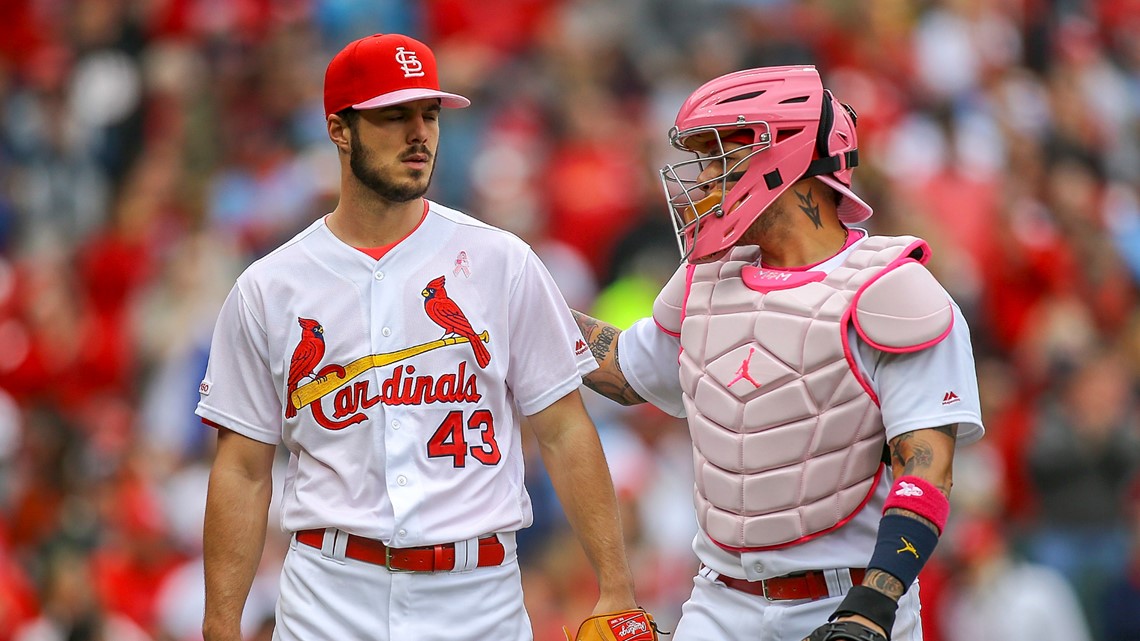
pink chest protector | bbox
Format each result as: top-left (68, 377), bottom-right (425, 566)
top-left (657, 235), bottom-right (953, 550)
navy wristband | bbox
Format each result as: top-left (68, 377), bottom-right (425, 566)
top-left (867, 514), bottom-right (939, 589)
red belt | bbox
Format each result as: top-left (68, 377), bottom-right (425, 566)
top-left (296, 529), bottom-right (505, 573)
top-left (714, 568), bottom-right (866, 601)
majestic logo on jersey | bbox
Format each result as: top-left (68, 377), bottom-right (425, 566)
top-left (422, 275), bottom-right (491, 368)
top-left (394, 46), bottom-right (425, 78)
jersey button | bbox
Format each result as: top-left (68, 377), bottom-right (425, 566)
top-left (753, 562), bottom-right (764, 573)
top-left (392, 420), bottom-right (400, 429)
top-left (382, 327), bottom-right (392, 337)
top-left (397, 529), bottom-right (407, 538)
top-left (374, 271), bottom-right (385, 280)
top-left (396, 475), bottom-right (408, 486)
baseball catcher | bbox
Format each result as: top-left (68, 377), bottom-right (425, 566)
top-left (571, 64), bottom-right (983, 641)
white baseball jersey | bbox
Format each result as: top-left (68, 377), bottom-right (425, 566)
top-left (617, 231), bottom-right (984, 641)
top-left (196, 199), bottom-right (597, 547)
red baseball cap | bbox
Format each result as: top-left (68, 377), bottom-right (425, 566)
top-left (323, 33), bottom-right (471, 116)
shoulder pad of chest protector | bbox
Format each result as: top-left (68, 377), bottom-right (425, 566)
top-left (652, 263), bottom-right (688, 336)
top-left (652, 247), bottom-right (758, 335)
top-left (851, 254), bottom-right (955, 353)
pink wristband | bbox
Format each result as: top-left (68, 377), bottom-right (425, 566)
top-left (882, 475), bottom-right (950, 534)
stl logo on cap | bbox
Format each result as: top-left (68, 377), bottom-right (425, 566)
top-left (323, 33), bottom-right (471, 116)
top-left (395, 46), bottom-right (425, 78)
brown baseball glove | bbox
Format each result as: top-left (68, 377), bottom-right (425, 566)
top-left (563, 608), bottom-right (664, 641)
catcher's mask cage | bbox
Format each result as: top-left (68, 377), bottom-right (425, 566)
top-left (659, 65), bottom-right (871, 263)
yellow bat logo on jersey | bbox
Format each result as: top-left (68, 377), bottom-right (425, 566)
top-left (291, 332), bottom-right (490, 411)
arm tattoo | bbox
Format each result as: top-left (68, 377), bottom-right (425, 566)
top-left (890, 432), bottom-right (935, 474)
top-left (571, 311), bottom-right (645, 406)
top-left (795, 188), bottom-right (823, 229)
top-left (889, 423), bottom-right (957, 489)
top-left (863, 569), bottom-right (905, 601)
top-left (591, 326), bottom-right (617, 363)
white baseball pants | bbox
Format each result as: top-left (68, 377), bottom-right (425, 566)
top-left (273, 530), bottom-right (530, 641)
top-left (671, 569), bottom-right (924, 641)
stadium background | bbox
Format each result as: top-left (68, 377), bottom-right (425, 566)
top-left (0, 0), bottom-right (1138, 639)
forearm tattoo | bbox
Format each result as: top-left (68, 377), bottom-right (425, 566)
top-left (591, 326), bottom-right (617, 363)
top-left (864, 569), bottom-right (906, 601)
top-left (571, 311), bottom-right (645, 406)
top-left (795, 188), bottom-right (823, 229)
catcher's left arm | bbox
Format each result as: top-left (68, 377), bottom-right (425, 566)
top-left (803, 425), bottom-right (958, 641)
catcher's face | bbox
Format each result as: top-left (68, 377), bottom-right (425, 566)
top-left (348, 99), bottom-right (440, 203)
top-left (686, 130), bottom-right (753, 193)
top-left (660, 128), bottom-right (760, 262)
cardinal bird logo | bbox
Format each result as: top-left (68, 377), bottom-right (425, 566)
top-left (422, 275), bottom-right (491, 368)
top-left (286, 318), bottom-right (325, 418)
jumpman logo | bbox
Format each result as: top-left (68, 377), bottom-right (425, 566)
top-left (728, 347), bottom-right (761, 388)
top-left (897, 537), bottom-right (920, 558)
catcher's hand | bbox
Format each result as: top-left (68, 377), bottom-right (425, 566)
top-left (563, 608), bottom-right (664, 641)
top-left (804, 620), bottom-right (888, 641)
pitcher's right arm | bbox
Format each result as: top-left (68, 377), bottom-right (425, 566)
top-left (203, 427), bottom-right (276, 641)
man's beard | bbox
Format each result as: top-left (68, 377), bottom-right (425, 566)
top-left (349, 134), bottom-right (432, 203)
top-left (740, 198), bottom-right (788, 246)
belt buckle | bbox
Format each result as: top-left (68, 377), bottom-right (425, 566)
top-left (761, 579), bottom-right (773, 601)
top-left (384, 545), bottom-right (413, 573)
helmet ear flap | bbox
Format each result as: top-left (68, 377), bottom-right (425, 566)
top-left (803, 90), bottom-right (859, 180)
top-left (814, 90), bottom-right (835, 161)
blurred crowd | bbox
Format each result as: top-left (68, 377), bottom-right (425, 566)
top-left (0, 0), bottom-right (1138, 640)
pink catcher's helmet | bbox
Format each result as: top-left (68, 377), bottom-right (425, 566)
top-left (660, 65), bottom-right (871, 262)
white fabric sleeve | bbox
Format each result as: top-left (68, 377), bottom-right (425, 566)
top-left (506, 250), bottom-right (598, 416)
top-left (195, 283), bottom-right (283, 444)
top-left (616, 317), bottom-right (686, 418)
top-left (853, 300), bottom-right (984, 446)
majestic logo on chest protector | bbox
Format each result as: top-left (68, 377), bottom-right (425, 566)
top-left (285, 278), bottom-right (491, 430)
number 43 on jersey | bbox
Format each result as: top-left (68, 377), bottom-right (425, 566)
top-left (426, 410), bottom-right (501, 467)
